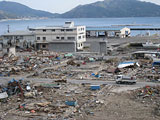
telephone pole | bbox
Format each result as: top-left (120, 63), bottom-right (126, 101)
top-left (7, 25), bottom-right (10, 33)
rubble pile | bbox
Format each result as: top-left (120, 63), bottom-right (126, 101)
top-left (0, 78), bottom-right (105, 119)
top-left (132, 86), bottom-right (160, 116)
top-left (0, 51), bottom-right (64, 77)
top-left (26, 52), bottom-right (160, 83)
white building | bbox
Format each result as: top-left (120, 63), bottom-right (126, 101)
top-left (1, 22), bottom-right (86, 52)
top-left (30, 21), bottom-right (86, 51)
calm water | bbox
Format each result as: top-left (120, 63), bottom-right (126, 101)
top-left (0, 17), bottom-right (160, 36)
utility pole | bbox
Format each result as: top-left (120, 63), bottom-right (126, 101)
top-left (7, 25), bottom-right (10, 33)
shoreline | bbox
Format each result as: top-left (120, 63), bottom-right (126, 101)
top-left (0, 17), bottom-right (49, 22)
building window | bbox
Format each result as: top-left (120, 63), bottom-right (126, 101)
top-left (43, 29), bottom-right (46, 32)
top-left (78, 36), bottom-right (81, 39)
top-left (56, 37), bottom-right (60, 39)
top-left (83, 35), bottom-right (85, 38)
top-left (42, 44), bottom-right (46, 48)
top-left (61, 37), bottom-right (64, 40)
top-left (66, 29), bottom-right (73, 32)
top-left (81, 43), bottom-right (83, 46)
top-left (67, 37), bottom-right (75, 40)
top-left (19, 36), bottom-right (23, 39)
top-left (43, 37), bottom-right (46, 40)
top-left (37, 37), bottom-right (40, 40)
top-left (16, 40), bottom-right (20, 43)
top-left (52, 29), bottom-right (55, 32)
top-left (61, 29), bottom-right (65, 32)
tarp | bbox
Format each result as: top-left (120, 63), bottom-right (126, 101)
top-left (153, 61), bottom-right (160, 66)
top-left (89, 58), bottom-right (95, 62)
top-left (64, 53), bottom-right (73, 57)
top-left (91, 73), bottom-right (100, 78)
top-left (65, 101), bottom-right (77, 106)
top-left (0, 92), bottom-right (8, 99)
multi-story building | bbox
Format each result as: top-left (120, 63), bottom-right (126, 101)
top-left (30, 21), bottom-right (86, 52)
top-left (1, 21), bottom-right (86, 52)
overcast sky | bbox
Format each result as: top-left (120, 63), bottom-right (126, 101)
top-left (1, 0), bottom-right (160, 13)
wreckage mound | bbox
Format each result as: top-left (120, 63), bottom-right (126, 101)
top-left (131, 85), bottom-right (160, 116)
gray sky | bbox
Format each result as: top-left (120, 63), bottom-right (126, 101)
top-left (1, 0), bottom-right (160, 13)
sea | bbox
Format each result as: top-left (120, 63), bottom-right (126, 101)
top-left (0, 17), bottom-right (160, 36)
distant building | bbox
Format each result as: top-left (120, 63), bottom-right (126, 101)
top-left (1, 21), bottom-right (86, 53)
top-left (1, 31), bottom-right (35, 49)
top-left (86, 27), bottom-right (130, 38)
top-left (30, 21), bottom-right (86, 52)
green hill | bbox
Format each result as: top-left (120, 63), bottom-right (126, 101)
top-left (0, 1), bottom-right (58, 19)
top-left (0, 10), bottom-right (17, 19)
top-left (61, 0), bottom-right (160, 18)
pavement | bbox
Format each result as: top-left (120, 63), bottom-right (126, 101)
top-left (0, 76), bottom-right (160, 89)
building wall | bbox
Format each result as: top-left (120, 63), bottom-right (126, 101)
top-left (8, 47), bottom-right (16, 57)
top-left (2, 35), bottom-right (35, 48)
top-left (90, 41), bottom-right (107, 54)
top-left (0, 44), bottom-right (2, 51)
top-left (48, 43), bottom-right (76, 52)
top-left (37, 42), bottom-right (76, 52)
top-left (120, 27), bottom-right (131, 38)
top-left (34, 25), bottom-right (86, 50)
top-left (90, 42), bottom-right (101, 53)
top-left (100, 42), bottom-right (107, 54)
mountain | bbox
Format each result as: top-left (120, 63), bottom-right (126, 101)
top-left (0, 10), bottom-right (17, 19)
top-left (0, 1), bottom-right (58, 19)
top-left (61, 0), bottom-right (160, 18)
top-left (1, 0), bottom-right (160, 19)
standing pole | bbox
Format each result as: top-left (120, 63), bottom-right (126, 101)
top-left (7, 25), bottom-right (10, 33)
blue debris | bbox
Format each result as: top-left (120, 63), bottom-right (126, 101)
top-left (65, 101), bottom-right (77, 106)
top-left (90, 85), bottom-right (100, 90)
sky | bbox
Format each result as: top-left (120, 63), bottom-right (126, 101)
top-left (1, 0), bottom-right (160, 13)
